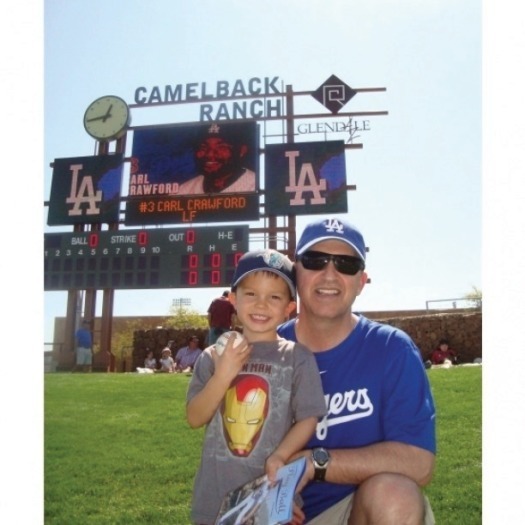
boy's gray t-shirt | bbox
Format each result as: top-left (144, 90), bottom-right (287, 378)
top-left (187, 338), bottom-right (327, 525)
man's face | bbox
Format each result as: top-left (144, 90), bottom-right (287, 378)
top-left (295, 239), bottom-right (367, 321)
top-left (195, 137), bottom-right (236, 176)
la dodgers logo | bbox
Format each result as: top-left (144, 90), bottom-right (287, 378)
top-left (65, 164), bottom-right (103, 217)
top-left (284, 150), bottom-right (327, 206)
top-left (323, 218), bottom-right (345, 234)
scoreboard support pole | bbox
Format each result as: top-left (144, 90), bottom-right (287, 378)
top-left (64, 290), bottom-right (79, 369)
top-left (84, 223), bottom-right (100, 332)
top-left (64, 224), bottom-right (87, 370)
top-left (97, 138), bottom-right (124, 372)
top-left (100, 288), bottom-right (115, 372)
top-left (285, 85), bottom-right (297, 258)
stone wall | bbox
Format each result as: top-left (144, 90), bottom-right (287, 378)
top-left (131, 310), bottom-right (482, 369)
top-left (376, 311), bottom-right (482, 363)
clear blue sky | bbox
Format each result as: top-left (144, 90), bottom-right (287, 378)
top-left (42, 0), bottom-right (482, 344)
top-left (4, 1), bottom-right (525, 522)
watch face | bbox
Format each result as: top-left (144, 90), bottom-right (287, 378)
top-left (83, 96), bottom-right (130, 140)
top-left (313, 448), bottom-right (330, 466)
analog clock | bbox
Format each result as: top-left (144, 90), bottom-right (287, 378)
top-left (83, 95), bottom-right (130, 141)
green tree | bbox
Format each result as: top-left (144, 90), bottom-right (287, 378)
top-left (167, 306), bottom-right (208, 330)
top-left (464, 286), bottom-right (482, 308)
top-left (111, 319), bottom-right (144, 361)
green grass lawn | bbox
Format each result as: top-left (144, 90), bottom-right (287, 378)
top-left (44, 367), bottom-right (481, 524)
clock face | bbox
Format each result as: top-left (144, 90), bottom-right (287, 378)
top-left (83, 96), bottom-right (130, 140)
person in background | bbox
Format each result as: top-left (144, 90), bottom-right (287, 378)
top-left (207, 290), bottom-right (236, 345)
top-left (158, 347), bottom-right (175, 373)
top-left (73, 319), bottom-right (92, 373)
top-left (430, 338), bottom-right (459, 365)
top-left (277, 217), bottom-right (436, 525)
top-left (174, 335), bottom-right (203, 373)
top-left (144, 348), bottom-right (157, 370)
top-left (186, 249), bottom-right (327, 525)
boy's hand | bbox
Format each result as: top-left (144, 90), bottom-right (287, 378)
top-left (288, 450), bottom-right (315, 493)
top-left (265, 452), bottom-right (286, 483)
top-left (212, 332), bottom-right (251, 382)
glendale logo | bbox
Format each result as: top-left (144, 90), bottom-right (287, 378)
top-left (312, 74), bottom-right (357, 114)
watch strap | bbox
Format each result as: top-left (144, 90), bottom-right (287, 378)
top-left (313, 465), bottom-right (327, 482)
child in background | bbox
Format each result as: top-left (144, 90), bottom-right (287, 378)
top-left (186, 249), bottom-right (327, 525)
top-left (158, 347), bottom-right (175, 373)
top-left (144, 349), bottom-right (157, 370)
top-left (430, 338), bottom-right (459, 365)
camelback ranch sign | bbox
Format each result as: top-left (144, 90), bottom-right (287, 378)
top-left (133, 76), bottom-right (285, 121)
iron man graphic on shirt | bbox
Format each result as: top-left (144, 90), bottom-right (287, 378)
top-left (221, 374), bottom-right (269, 457)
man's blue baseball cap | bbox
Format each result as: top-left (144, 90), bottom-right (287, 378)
top-left (232, 249), bottom-right (296, 298)
top-left (295, 217), bottom-right (366, 262)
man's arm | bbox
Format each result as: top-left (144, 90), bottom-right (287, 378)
top-left (293, 441), bottom-right (435, 490)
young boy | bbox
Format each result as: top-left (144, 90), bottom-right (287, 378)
top-left (186, 249), bottom-right (327, 525)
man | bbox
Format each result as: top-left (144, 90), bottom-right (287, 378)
top-left (278, 217), bottom-right (436, 524)
top-left (207, 290), bottom-right (236, 345)
top-left (177, 123), bottom-right (255, 195)
top-left (73, 319), bottom-right (92, 373)
top-left (174, 335), bottom-right (203, 373)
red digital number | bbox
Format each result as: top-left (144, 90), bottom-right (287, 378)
top-left (89, 234), bottom-right (98, 248)
top-left (211, 270), bottom-right (221, 285)
top-left (189, 271), bottom-right (198, 285)
top-left (138, 231), bottom-right (148, 245)
top-left (189, 254), bottom-right (198, 268)
top-left (186, 230), bottom-right (195, 244)
top-left (211, 253), bottom-right (221, 267)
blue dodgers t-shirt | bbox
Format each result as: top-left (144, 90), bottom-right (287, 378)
top-left (277, 315), bottom-right (436, 521)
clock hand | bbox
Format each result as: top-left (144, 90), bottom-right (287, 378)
top-left (102, 104), bottom-right (113, 122)
top-left (86, 104), bottom-right (114, 123)
top-left (86, 115), bottom-right (107, 122)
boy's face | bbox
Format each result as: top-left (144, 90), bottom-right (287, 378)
top-left (230, 272), bottom-right (296, 342)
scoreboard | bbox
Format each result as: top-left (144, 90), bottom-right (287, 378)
top-left (44, 226), bottom-right (249, 290)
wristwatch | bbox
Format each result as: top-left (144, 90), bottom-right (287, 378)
top-left (312, 447), bottom-right (331, 482)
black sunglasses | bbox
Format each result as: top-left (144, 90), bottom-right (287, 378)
top-left (297, 251), bottom-right (365, 276)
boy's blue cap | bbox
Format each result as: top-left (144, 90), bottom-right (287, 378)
top-left (296, 217), bottom-right (366, 262)
top-left (232, 249), bottom-right (296, 298)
